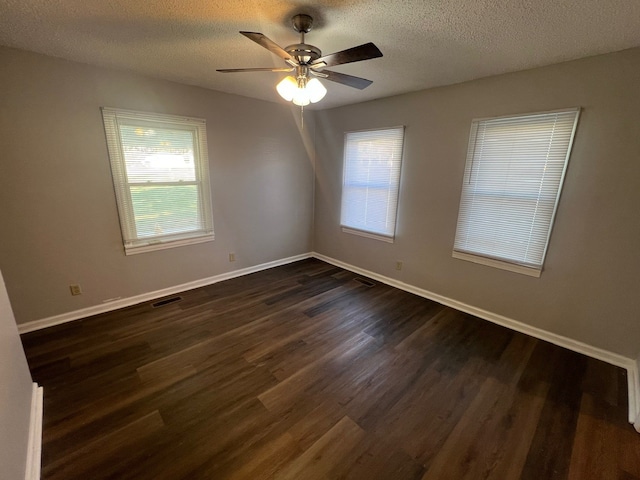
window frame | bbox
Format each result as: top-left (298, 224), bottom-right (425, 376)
top-left (452, 108), bottom-right (581, 277)
top-left (101, 107), bottom-right (214, 255)
top-left (340, 126), bottom-right (406, 243)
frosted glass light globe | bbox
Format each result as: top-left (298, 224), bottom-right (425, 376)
top-left (276, 76), bottom-right (297, 101)
top-left (306, 78), bottom-right (327, 103)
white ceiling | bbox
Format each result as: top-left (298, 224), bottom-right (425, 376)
top-left (1, 0), bottom-right (640, 109)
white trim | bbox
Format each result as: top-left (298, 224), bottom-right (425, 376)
top-left (16, 250), bottom-right (639, 428)
top-left (101, 107), bottom-right (207, 125)
top-left (340, 126), bottom-right (405, 242)
top-left (124, 233), bottom-right (214, 255)
top-left (25, 383), bottom-right (43, 480)
top-left (341, 227), bottom-right (394, 243)
top-left (17, 253), bottom-right (311, 334)
top-left (471, 106), bottom-right (581, 123)
top-left (344, 125), bottom-right (406, 135)
top-left (632, 355), bottom-right (640, 432)
top-left (452, 251), bottom-right (541, 277)
top-left (454, 108), bottom-right (580, 274)
top-left (101, 107), bottom-right (215, 254)
top-left (311, 251), bottom-right (639, 425)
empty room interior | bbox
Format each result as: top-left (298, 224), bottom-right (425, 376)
top-left (1, 1), bottom-right (640, 479)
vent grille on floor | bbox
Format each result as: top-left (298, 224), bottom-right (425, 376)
top-left (354, 277), bottom-right (375, 287)
top-left (151, 296), bottom-right (182, 308)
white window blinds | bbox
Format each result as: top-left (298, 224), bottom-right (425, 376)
top-left (340, 127), bottom-right (405, 241)
top-left (102, 108), bottom-right (214, 255)
top-left (453, 108), bottom-right (580, 276)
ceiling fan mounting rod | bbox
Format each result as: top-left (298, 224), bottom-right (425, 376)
top-left (292, 14), bottom-right (314, 53)
top-left (296, 66), bottom-right (309, 87)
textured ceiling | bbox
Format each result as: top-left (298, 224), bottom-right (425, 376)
top-left (1, 0), bottom-right (640, 109)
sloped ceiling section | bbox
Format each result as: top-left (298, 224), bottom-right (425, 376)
top-left (1, 0), bottom-right (640, 109)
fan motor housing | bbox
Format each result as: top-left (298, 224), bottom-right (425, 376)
top-left (285, 43), bottom-right (322, 64)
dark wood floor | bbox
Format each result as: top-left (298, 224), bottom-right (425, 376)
top-left (21, 259), bottom-right (640, 479)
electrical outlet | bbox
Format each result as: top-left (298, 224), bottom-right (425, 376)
top-left (69, 284), bottom-right (82, 296)
top-left (396, 261), bottom-right (403, 271)
top-left (229, 253), bottom-right (236, 262)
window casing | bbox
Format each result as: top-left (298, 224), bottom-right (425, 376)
top-left (340, 127), bottom-right (405, 242)
top-left (453, 108), bottom-right (580, 277)
top-left (102, 108), bottom-right (214, 255)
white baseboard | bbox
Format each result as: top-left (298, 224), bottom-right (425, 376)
top-left (25, 383), bottom-right (43, 480)
top-left (17, 253), bottom-right (311, 334)
top-left (311, 252), bottom-right (639, 425)
top-left (632, 356), bottom-right (640, 432)
top-left (15, 250), bottom-right (640, 429)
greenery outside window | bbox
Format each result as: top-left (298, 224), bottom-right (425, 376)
top-left (101, 108), bottom-right (214, 255)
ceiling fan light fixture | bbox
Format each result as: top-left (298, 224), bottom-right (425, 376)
top-left (277, 76), bottom-right (326, 105)
top-left (218, 14), bottom-right (382, 105)
top-left (292, 91), bottom-right (311, 106)
top-left (276, 76), bottom-right (298, 101)
top-left (306, 78), bottom-right (327, 103)
top-left (219, 14), bottom-right (382, 111)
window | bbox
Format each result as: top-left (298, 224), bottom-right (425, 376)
top-left (453, 108), bottom-right (580, 277)
top-left (102, 108), bottom-right (214, 255)
top-left (340, 127), bottom-right (405, 242)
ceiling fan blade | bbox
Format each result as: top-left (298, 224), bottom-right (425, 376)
top-left (311, 42), bottom-right (382, 68)
top-left (240, 32), bottom-right (292, 61)
top-left (217, 67), bottom-right (294, 73)
top-left (321, 70), bottom-right (373, 90)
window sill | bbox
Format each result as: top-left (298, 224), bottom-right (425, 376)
top-left (452, 250), bottom-right (541, 278)
top-left (341, 227), bottom-right (394, 244)
top-left (124, 233), bottom-right (214, 255)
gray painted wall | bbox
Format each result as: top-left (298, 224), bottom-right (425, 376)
top-left (0, 46), bottom-right (315, 325)
top-left (313, 48), bottom-right (640, 358)
top-left (1, 45), bottom-right (638, 362)
top-left (0, 269), bottom-right (33, 480)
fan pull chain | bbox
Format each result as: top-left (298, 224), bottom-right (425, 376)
top-left (301, 104), bottom-right (304, 129)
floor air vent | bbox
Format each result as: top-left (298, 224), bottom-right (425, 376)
top-left (151, 296), bottom-right (182, 308)
top-left (354, 277), bottom-right (375, 287)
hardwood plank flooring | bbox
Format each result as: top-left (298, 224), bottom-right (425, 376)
top-left (20, 258), bottom-right (640, 479)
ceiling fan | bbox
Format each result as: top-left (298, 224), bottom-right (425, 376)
top-left (217, 14), bottom-right (383, 106)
